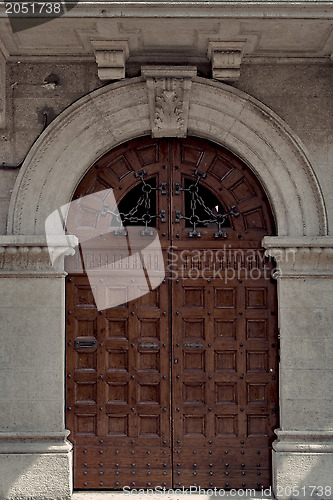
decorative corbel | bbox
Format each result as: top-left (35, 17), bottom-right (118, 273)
top-left (207, 41), bottom-right (245, 82)
top-left (91, 40), bottom-right (129, 81)
top-left (142, 66), bottom-right (197, 138)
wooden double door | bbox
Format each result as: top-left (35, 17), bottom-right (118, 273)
top-left (65, 137), bottom-right (278, 490)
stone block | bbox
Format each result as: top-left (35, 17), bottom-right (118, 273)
top-left (280, 399), bottom-right (333, 431)
top-left (278, 307), bottom-right (333, 339)
top-left (0, 451), bottom-right (72, 500)
top-left (281, 337), bottom-right (333, 370)
top-left (278, 279), bottom-right (333, 309)
top-left (0, 306), bottom-right (64, 340)
top-left (0, 278), bottom-right (64, 308)
top-left (273, 451), bottom-right (333, 499)
top-left (0, 400), bottom-right (65, 432)
top-left (280, 370), bottom-right (333, 400)
top-left (0, 335), bottom-right (65, 370)
top-left (0, 369), bottom-right (63, 402)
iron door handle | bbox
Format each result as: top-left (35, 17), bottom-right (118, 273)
top-left (184, 342), bottom-right (203, 348)
top-left (139, 342), bottom-right (159, 349)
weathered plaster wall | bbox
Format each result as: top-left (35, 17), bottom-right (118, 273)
top-left (235, 63), bottom-right (333, 234)
top-left (0, 61), bottom-right (100, 234)
top-left (0, 61), bottom-right (332, 235)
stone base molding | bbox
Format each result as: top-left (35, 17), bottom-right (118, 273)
top-left (273, 430), bottom-right (333, 453)
top-left (273, 431), bottom-right (333, 499)
top-left (0, 431), bottom-right (72, 454)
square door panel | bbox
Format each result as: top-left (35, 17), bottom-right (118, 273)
top-left (139, 318), bottom-right (160, 338)
top-left (183, 319), bottom-right (205, 339)
top-left (214, 288), bottom-right (235, 308)
top-left (75, 351), bottom-right (97, 370)
top-left (108, 349), bottom-right (129, 372)
top-left (75, 414), bottom-right (97, 436)
top-left (229, 177), bottom-right (255, 203)
top-left (215, 319), bottom-right (236, 340)
top-left (108, 415), bottom-right (129, 437)
top-left (243, 207), bottom-right (266, 230)
top-left (75, 318), bottom-right (97, 336)
top-left (246, 319), bottom-right (268, 340)
top-left (75, 285), bottom-right (96, 308)
top-left (138, 287), bottom-right (160, 308)
top-left (247, 383), bottom-right (268, 404)
top-left (183, 287), bottom-right (204, 308)
top-left (215, 414), bottom-right (238, 437)
top-left (106, 286), bottom-right (128, 309)
top-left (184, 351), bottom-right (205, 372)
top-left (181, 144), bottom-right (205, 166)
top-left (138, 415), bottom-right (160, 437)
top-left (108, 382), bottom-right (129, 404)
top-left (215, 350), bottom-right (237, 372)
top-left (247, 415), bottom-right (269, 437)
top-left (75, 382), bottom-right (97, 404)
top-left (138, 352), bottom-right (160, 372)
top-left (109, 154), bottom-right (133, 180)
top-left (138, 383), bottom-right (160, 404)
top-left (136, 143), bottom-right (160, 166)
top-left (184, 415), bottom-right (206, 437)
top-left (183, 383), bottom-right (205, 405)
top-left (246, 350), bottom-right (269, 373)
top-left (106, 318), bottom-right (128, 339)
top-left (246, 287), bottom-right (267, 308)
top-left (208, 156), bottom-right (234, 181)
top-left (215, 382), bottom-right (237, 404)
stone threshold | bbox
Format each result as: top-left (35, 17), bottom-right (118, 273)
top-left (72, 491), bottom-right (274, 500)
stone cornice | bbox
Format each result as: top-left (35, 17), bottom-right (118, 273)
top-left (262, 236), bottom-right (333, 278)
top-left (1, 2), bottom-right (332, 19)
top-left (0, 235), bottom-right (77, 275)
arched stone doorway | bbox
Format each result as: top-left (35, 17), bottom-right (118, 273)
top-left (65, 136), bottom-right (278, 490)
top-left (4, 76), bottom-right (331, 500)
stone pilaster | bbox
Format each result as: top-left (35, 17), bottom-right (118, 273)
top-left (0, 236), bottom-right (76, 500)
top-left (263, 236), bottom-right (333, 500)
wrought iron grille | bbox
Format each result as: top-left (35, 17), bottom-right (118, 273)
top-left (100, 170), bottom-right (166, 236)
top-left (175, 169), bottom-right (239, 238)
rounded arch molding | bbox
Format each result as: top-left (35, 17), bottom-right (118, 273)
top-left (8, 76), bottom-right (327, 237)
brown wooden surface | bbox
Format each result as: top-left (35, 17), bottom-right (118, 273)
top-left (66, 137), bottom-right (278, 490)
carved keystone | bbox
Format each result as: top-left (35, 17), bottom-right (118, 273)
top-left (208, 41), bottom-right (245, 82)
top-left (91, 40), bottom-right (129, 81)
top-left (142, 66), bottom-right (197, 138)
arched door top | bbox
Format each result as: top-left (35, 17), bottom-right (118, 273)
top-left (7, 77), bottom-right (327, 237)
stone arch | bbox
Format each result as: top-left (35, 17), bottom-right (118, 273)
top-left (7, 76), bottom-right (327, 237)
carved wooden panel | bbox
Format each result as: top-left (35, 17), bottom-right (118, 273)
top-left (66, 136), bottom-right (278, 491)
